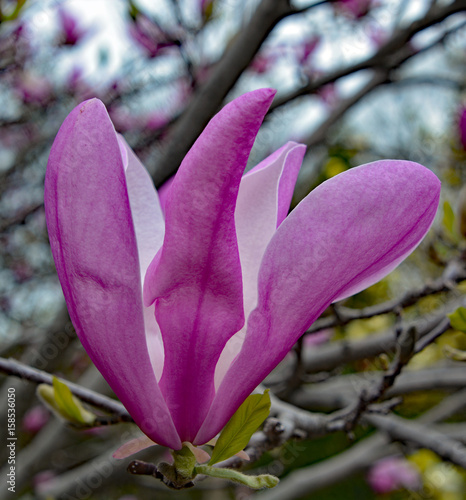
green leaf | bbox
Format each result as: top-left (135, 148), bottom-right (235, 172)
top-left (37, 383), bottom-right (59, 411)
top-left (448, 307), bottom-right (466, 332)
top-left (209, 390), bottom-right (271, 465)
top-left (37, 377), bottom-right (96, 426)
top-left (443, 200), bottom-right (455, 234)
top-left (1, 0), bottom-right (28, 22)
top-left (203, 0), bottom-right (215, 21)
top-left (52, 377), bottom-right (95, 425)
top-left (195, 465), bottom-right (278, 489)
top-left (128, 0), bottom-right (139, 19)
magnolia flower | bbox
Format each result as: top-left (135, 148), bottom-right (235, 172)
top-left (45, 88), bottom-right (440, 452)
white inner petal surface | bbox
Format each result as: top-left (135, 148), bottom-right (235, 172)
top-left (214, 144), bottom-right (299, 390)
top-left (119, 135), bottom-right (166, 381)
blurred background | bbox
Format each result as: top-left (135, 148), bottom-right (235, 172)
top-left (0, 0), bottom-right (465, 498)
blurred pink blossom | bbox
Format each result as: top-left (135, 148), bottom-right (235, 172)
top-left (303, 329), bottom-right (333, 348)
top-left (83, 426), bottom-right (106, 436)
top-left (368, 457), bottom-right (421, 494)
top-left (318, 83), bottom-right (338, 107)
top-left (108, 106), bottom-right (139, 132)
top-left (58, 8), bottom-right (86, 46)
top-left (194, 64), bottom-right (211, 84)
top-left (299, 36), bottom-right (320, 66)
top-left (15, 72), bottom-right (53, 105)
top-left (367, 22), bottom-right (387, 48)
top-left (0, 22), bottom-right (31, 64)
top-left (67, 67), bottom-right (82, 90)
top-left (12, 261), bottom-right (34, 283)
top-left (129, 14), bottom-right (178, 58)
top-left (145, 112), bottom-right (170, 131)
top-left (108, 106), bottom-right (171, 133)
top-left (0, 124), bottom-right (36, 149)
top-left (34, 471), bottom-right (56, 493)
top-left (23, 405), bottom-right (50, 433)
top-left (334, 0), bottom-right (373, 19)
top-left (250, 51), bottom-right (278, 74)
top-left (459, 105), bottom-right (466, 150)
top-left (66, 67), bottom-right (94, 100)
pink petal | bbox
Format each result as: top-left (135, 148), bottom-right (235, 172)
top-left (236, 450), bottom-right (250, 461)
top-left (183, 442), bottom-right (211, 463)
top-left (143, 89), bottom-right (276, 442)
top-left (118, 136), bottom-right (165, 381)
top-left (214, 142), bottom-right (305, 389)
top-left (113, 435), bottom-right (158, 459)
top-left (196, 160), bottom-right (440, 443)
top-left (44, 99), bottom-right (180, 449)
top-left (157, 175), bottom-right (175, 216)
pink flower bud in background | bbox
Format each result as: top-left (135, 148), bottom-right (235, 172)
top-left (367, 22), bottom-right (388, 48)
top-left (129, 14), bottom-right (178, 58)
top-left (15, 72), bottom-right (53, 105)
top-left (145, 112), bottom-right (170, 132)
top-left (107, 106), bottom-right (139, 132)
top-left (458, 105), bottom-right (466, 150)
top-left (23, 405), bottom-right (50, 433)
top-left (298, 36), bottom-right (320, 66)
top-left (303, 329), bottom-right (333, 348)
top-left (108, 106), bottom-right (170, 133)
top-left (334, 0), bottom-right (373, 19)
top-left (57, 8), bottom-right (86, 46)
top-left (0, 22), bottom-right (31, 64)
top-left (66, 67), bottom-right (94, 100)
top-left (34, 471), bottom-right (57, 495)
top-left (368, 457), bottom-right (421, 494)
top-left (317, 83), bottom-right (338, 106)
top-left (250, 51), bottom-right (278, 74)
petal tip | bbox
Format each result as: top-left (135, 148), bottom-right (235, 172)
top-left (76, 97), bottom-right (110, 121)
top-left (248, 87), bottom-right (276, 106)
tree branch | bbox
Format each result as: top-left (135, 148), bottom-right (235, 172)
top-left (289, 365), bottom-right (466, 411)
top-left (271, 0), bottom-right (466, 110)
top-left (151, 0), bottom-right (295, 186)
top-left (0, 357), bottom-right (132, 421)
top-left (307, 259), bottom-right (466, 335)
top-left (366, 413), bottom-right (466, 468)
top-left (254, 389), bottom-right (466, 500)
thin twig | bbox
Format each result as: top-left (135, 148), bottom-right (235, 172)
top-left (366, 413), bottom-right (466, 468)
top-left (0, 357), bottom-right (132, 421)
top-left (307, 261), bottom-right (466, 334)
